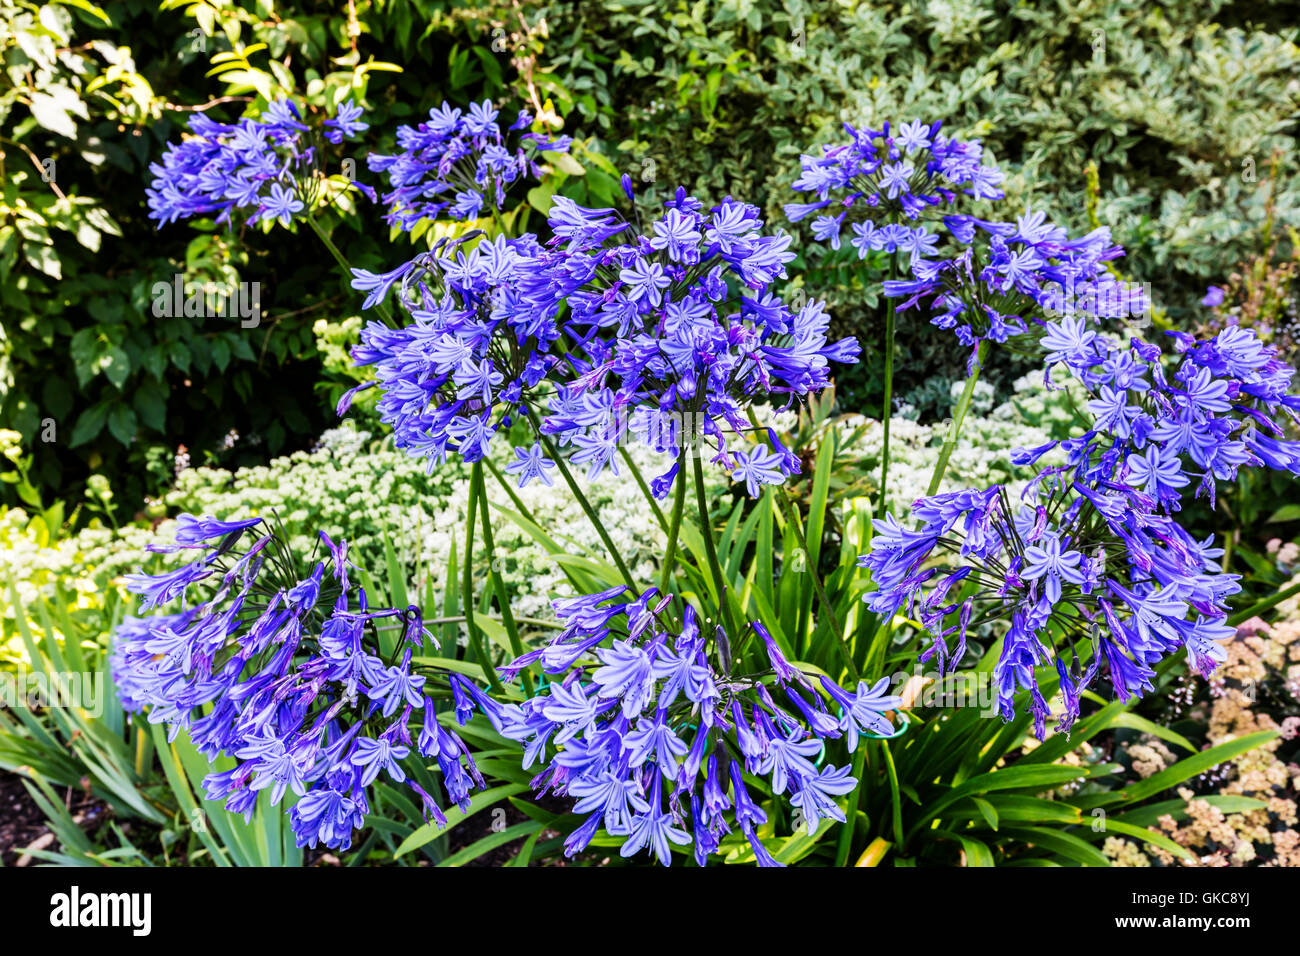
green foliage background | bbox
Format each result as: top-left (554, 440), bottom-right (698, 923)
top-left (3, 0), bottom-right (1298, 515)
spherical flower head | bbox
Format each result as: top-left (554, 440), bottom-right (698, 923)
top-left (1035, 292), bottom-right (1300, 511)
top-left (788, 118), bottom-right (1005, 260)
top-left (146, 97), bottom-right (369, 230)
top-left (881, 210), bottom-right (1132, 370)
top-left (862, 458), bottom-right (1246, 738)
top-left (511, 189), bottom-right (859, 496)
top-left (368, 99), bottom-right (571, 230)
top-left (112, 515), bottom-right (480, 851)
top-left (456, 584), bottom-right (892, 866)
top-left (347, 232), bottom-right (562, 467)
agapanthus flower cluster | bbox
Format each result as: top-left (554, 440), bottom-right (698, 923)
top-left (861, 473), bottom-right (1238, 738)
top-left (505, 186), bottom-right (860, 495)
top-left (863, 303), bottom-right (1300, 735)
top-left (146, 98), bottom-right (368, 228)
top-left (883, 210), bottom-right (1145, 369)
top-left (112, 514), bottom-right (484, 850)
top-left (345, 231), bottom-right (564, 468)
top-left (450, 584), bottom-right (901, 865)
top-left (786, 118), bottom-right (1005, 259)
top-left (367, 100), bottom-right (571, 230)
top-left (1021, 322), bottom-right (1300, 508)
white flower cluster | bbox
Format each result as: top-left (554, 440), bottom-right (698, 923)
top-left (0, 507), bottom-right (155, 620)
top-left (0, 428), bottom-right (692, 658)
top-left (1, 375), bottom-right (1083, 661)
top-left (833, 382), bottom-right (1074, 515)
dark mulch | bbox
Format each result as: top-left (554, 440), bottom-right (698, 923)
top-left (0, 771), bottom-right (51, 866)
top-left (0, 771), bottom-right (116, 866)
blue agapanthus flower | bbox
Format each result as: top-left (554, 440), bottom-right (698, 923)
top-left (451, 584), bottom-right (901, 866)
top-left (787, 118), bottom-right (1005, 258)
top-left (112, 518), bottom-right (484, 851)
top-left (146, 98), bottom-right (370, 229)
top-left (343, 185), bottom-right (858, 496)
top-left (1023, 323), bottom-right (1300, 508)
top-left (367, 100), bottom-right (571, 230)
top-left (860, 310), bottom-right (1300, 737)
top-left (859, 472), bottom-right (1237, 738)
top-left (324, 98), bottom-right (369, 144)
top-left (345, 231), bottom-right (562, 468)
top-left (882, 210), bottom-right (1142, 370)
top-left (507, 187), bottom-right (860, 496)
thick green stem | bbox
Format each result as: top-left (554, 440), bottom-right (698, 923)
top-left (659, 445), bottom-right (689, 596)
top-left (488, 202), bottom-right (510, 239)
top-left (305, 212), bottom-right (396, 327)
top-left (1228, 578), bottom-right (1300, 626)
top-left (692, 450), bottom-right (737, 647)
top-left (482, 456), bottom-right (591, 598)
top-left (530, 417), bottom-right (638, 592)
top-left (474, 463), bottom-right (531, 695)
top-left (878, 249), bottom-right (899, 517)
top-left (463, 461), bottom-right (503, 694)
top-left (926, 338), bottom-right (990, 496)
